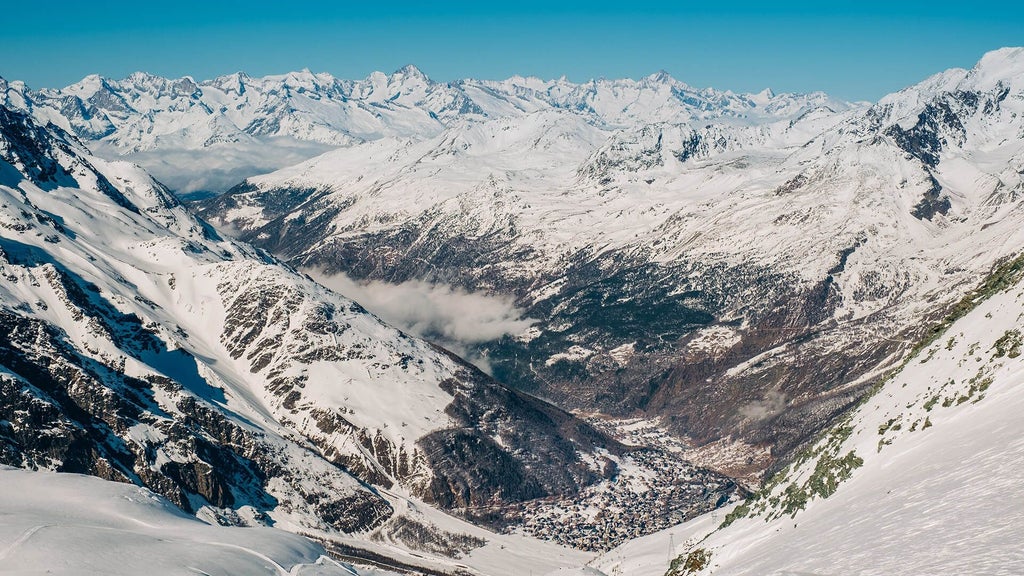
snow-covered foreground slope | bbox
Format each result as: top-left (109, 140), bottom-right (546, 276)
top-left (200, 48), bottom-right (1024, 483)
top-left (0, 466), bottom-right (605, 576)
top-left (587, 255), bottom-right (1024, 576)
top-left (0, 66), bottom-right (852, 193)
top-left (0, 99), bottom-right (643, 568)
top-left (0, 467), bottom-right (380, 576)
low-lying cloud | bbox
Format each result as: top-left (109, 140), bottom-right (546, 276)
top-left (739, 390), bottom-right (787, 421)
top-left (308, 269), bottom-right (536, 374)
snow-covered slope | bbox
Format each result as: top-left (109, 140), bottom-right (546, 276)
top-left (2, 67), bottom-right (853, 193)
top-left (0, 467), bottom-right (370, 575)
top-left (588, 252), bottom-right (1024, 576)
top-left (199, 48), bottom-right (1024, 482)
top-left (0, 101), bottom-right (633, 559)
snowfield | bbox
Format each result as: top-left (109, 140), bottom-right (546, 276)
top-left (0, 467), bottom-right (376, 575)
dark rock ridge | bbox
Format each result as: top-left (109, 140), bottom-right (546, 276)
top-left (0, 106), bottom-right (138, 212)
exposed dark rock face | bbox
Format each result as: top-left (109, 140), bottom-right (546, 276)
top-left (911, 173), bottom-right (951, 221)
top-left (0, 251), bottom-right (392, 531)
top-left (879, 88), bottom-right (1010, 220)
top-left (420, 367), bottom-right (620, 510)
top-left (0, 106), bottom-right (74, 186)
top-left (675, 128), bottom-right (732, 163)
top-left (200, 181), bottom-right (329, 231)
top-left (884, 102), bottom-right (958, 168)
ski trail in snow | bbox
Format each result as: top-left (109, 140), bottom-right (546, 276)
top-left (316, 556), bottom-right (359, 576)
top-left (0, 524), bottom-right (49, 561)
top-left (2, 521), bottom-right (304, 576)
top-left (205, 541), bottom-right (291, 575)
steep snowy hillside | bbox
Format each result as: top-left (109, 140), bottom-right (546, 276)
top-left (0, 102), bottom-right (649, 562)
top-left (199, 48), bottom-right (1024, 483)
top-left (0, 467), bottom-right (370, 575)
top-left (588, 252), bottom-right (1024, 576)
top-left (0, 67), bottom-right (852, 193)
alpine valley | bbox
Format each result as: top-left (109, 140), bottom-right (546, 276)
top-left (0, 47), bottom-right (1022, 575)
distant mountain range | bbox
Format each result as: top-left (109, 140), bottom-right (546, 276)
top-left (1, 65), bottom-right (851, 193)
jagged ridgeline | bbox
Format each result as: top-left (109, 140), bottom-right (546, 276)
top-left (0, 104), bottom-right (632, 537)
top-left (2, 67), bottom-right (847, 194)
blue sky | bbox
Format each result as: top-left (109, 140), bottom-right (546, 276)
top-left (2, 1), bottom-right (1021, 101)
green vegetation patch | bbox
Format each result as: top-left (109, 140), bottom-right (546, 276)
top-left (780, 482), bottom-right (810, 517)
top-left (992, 329), bottom-right (1022, 359)
top-left (718, 503), bottom-right (751, 529)
top-left (667, 548), bottom-right (712, 576)
top-left (878, 417), bottom-right (902, 435)
top-left (807, 451), bottom-right (864, 499)
top-left (911, 253), bottom-right (1024, 359)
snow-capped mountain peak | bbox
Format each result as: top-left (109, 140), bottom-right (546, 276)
top-left (640, 69), bottom-right (680, 87)
top-left (972, 45), bottom-right (1024, 88)
top-left (0, 76), bottom-right (33, 116)
top-left (208, 70), bottom-right (252, 96)
top-left (875, 47), bottom-right (1024, 127)
top-left (394, 63), bottom-right (430, 81)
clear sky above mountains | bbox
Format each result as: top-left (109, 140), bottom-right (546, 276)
top-left (3, 1), bottom-right (1021, 101)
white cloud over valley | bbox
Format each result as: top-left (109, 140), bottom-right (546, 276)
top-left (308, 269), bottom-right (536, 373)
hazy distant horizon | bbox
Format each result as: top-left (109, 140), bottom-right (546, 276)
top-left (3, 1), bottom-right (1022, 101)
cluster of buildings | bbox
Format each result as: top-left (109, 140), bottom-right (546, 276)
top-left (510, 447), bottom-right (729, 551)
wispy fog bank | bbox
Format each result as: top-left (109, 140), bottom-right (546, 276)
top-left (740, 390), bottom-right (788, 420)
top-left (308, 269), bottom-right (535, 373)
